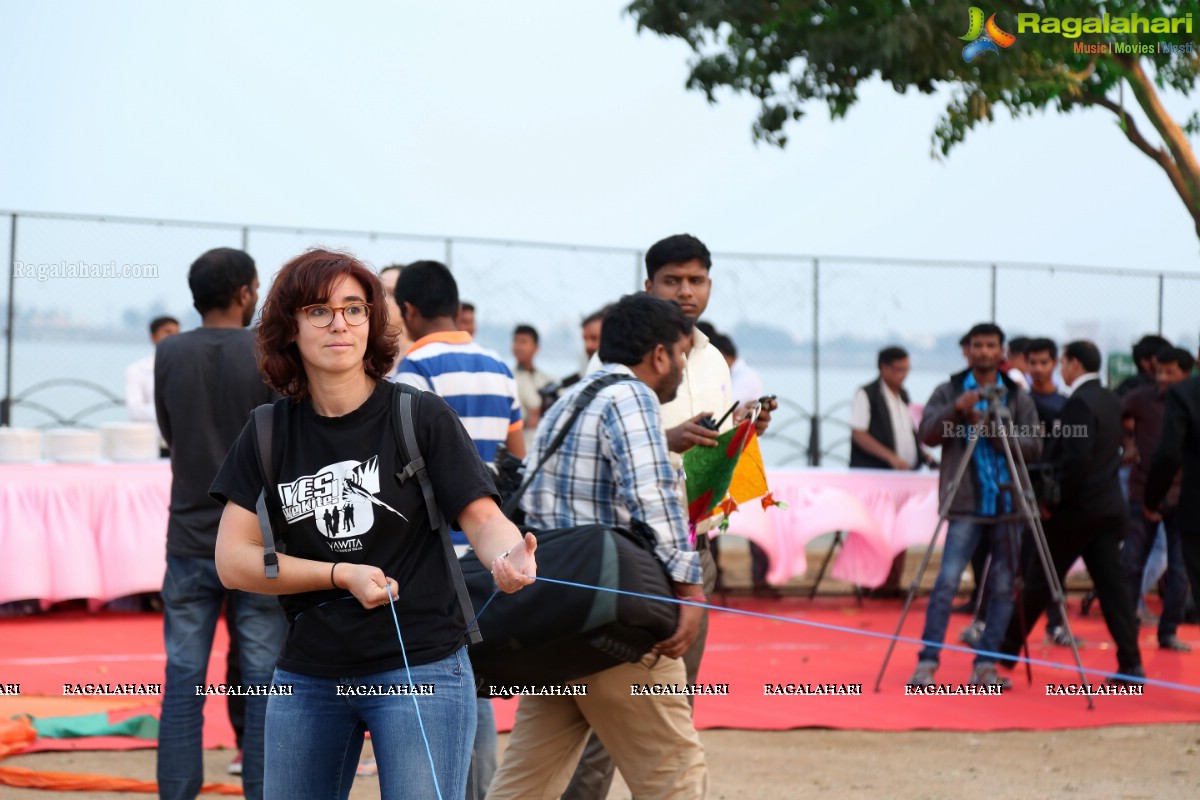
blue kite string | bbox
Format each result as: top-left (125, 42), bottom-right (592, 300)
top-left (530, 576), bottom-right (1200, 695)
top-left (386, 590), bottom-right (444, 800)
top-left (464, 589), bottom-right (500, 636)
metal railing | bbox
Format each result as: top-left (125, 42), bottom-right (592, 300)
top-left (4, 209), bottom-right (1199, 467)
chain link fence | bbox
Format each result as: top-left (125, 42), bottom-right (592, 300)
top-left (3, 210), bottom-right (1198, 468)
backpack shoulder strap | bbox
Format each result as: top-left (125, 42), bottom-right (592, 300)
top-left (391, 383), bottom-right (483, 645)
top-left (501, 372), bottom-right (631, 517)
top-left (251, 403), bottom-right (282, 579)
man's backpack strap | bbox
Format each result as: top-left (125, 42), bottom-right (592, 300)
top-left (392, 384), bottom-right (483, 646)
top-left (251, 404), bottom-right (282, 579)
top-left (500, 372), bottom-right (632, 518)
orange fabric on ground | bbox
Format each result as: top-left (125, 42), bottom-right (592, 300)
top-left (0, 765), bottom-right (242, 794)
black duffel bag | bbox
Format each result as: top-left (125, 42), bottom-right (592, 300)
top-left (464, 373), bottom-right (681, 693)
top-left (460, 520), bottom-right (679, 691)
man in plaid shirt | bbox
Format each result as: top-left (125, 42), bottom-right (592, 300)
top-left (488, 293), bottom-right (708, 800)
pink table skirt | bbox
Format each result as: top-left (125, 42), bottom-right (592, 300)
top-left (0, 462), bottom-right (1069, 603)
top-left (721, 468), bottom-right (942, 588)
top-left (0, 462), bottom-right (171, 605)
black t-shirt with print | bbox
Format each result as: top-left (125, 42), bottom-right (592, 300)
top-left (210, 381), bottom-right (498, 677)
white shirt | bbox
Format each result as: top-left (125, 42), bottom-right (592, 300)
top-left (1006, 367), bottom-right (1029, 390)
top-left (850, 383), bottom-right (917, 467)
top-left (125, 353), bottom-right (156, 423)
top-left (585, 325), bottom-right (734, 532)
top-left (125, 353), bottom-right (165, 445)
top-left (729, 357), bottom-right (764, 404)
top-left (586, 326), bottom-right (734, 443)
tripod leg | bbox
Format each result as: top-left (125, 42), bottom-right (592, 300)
top-left (873, 517), bottom-right (945, 692)
top-left (1007, 524), bottom-right (1035, 686)
top-left (808, 531), bottom-right (843, 601)
top-left (995, 417), bottom-right (1094, 709)
top-left (970, 554), bottom-right (991, 628)
top-left (875, 432), bottom-right (982, 691)
top-left (957, 553), bottom-right (990, 651)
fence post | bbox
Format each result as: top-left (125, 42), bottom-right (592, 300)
top-left (990, 263), bottom-right (997, 321)
top-left (1157, 274), bottom-right (1164, 335)
top-left (444, 238), bottom-right (453, 268)
top-left (634, 251), bottom-right (643, 292)
top-left (2, 214), bottom-right (16, 426)
top-left (809, 258), bottom-right (821, 466)
top-left (241, 226), bottom-right (250, 252)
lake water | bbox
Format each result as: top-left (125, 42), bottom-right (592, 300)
top-left (4, 339), bottom-right (957, 468)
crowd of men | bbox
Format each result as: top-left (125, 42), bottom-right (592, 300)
top-left (127, 238), bottom-right (1198, 799)
top-left (846, 330), bottom-right (1199, 690)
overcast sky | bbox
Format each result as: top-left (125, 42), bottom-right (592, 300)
top-left (3, 0), bottom-right (1199, 271)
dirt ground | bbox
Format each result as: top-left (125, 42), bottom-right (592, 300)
top-left (5, 725), bottom-right (1200, 799)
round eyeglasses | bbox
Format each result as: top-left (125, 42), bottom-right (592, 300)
top-left (300, 303), bottom-right (372, 327)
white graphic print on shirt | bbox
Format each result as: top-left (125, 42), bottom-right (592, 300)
top-left (277, 456), bottom-right (404, 551)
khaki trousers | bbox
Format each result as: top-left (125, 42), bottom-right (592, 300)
top-left (488, 654), bottom-right (707, 800)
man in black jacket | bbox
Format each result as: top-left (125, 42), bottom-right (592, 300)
top-left (1121, 347), bottom-right (1194, 652)
top-left (1144, 372), bottom-right (1200, 601)
top-left (1000, 340), bottom-right (1144, 682)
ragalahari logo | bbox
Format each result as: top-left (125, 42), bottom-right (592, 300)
top-left (961, 8), bottom-right (1016, 62)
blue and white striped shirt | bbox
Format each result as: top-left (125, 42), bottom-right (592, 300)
top-left (395, 331), bottom-right (523, 463)
top-left (520, 364), bottom-right (702, 585)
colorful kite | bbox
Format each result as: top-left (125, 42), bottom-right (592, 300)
top-left (683, 415), bottom-right (783, 530)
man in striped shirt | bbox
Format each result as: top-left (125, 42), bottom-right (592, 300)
top-left (392, 260), bottom-right (525, 463)
top-left (391, 259), bottom-right (524, 800)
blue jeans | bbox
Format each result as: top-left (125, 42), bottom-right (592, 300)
top-left (157, 555), bottom-right (286, 800)
top-left (919, 520), bottom-right (1015, 667)
top-left (1140, 525), bottom-right (1168, 603)
top-left (265, 649), bottom-right (476, 800)
top-left (1123, 501), bottom-right (1189, 641)
top-left (466, 697), bottom-right (497, 800)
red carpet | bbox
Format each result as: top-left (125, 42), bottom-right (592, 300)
top-left (1, 612), bottom-right (235, 750)
top-left (2, 599), bottom-right (1198, 754)
top-left (687, 595), bottom-right (1200, 731)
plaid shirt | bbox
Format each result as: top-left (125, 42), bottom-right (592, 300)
top-left (520, 365), bottom-right (702, 585)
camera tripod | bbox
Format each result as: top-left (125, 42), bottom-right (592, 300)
top-left (873, 386), bottom-right (1094, 709)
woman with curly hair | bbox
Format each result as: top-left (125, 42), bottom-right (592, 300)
top-left (211, 249), bottom-right (536, 799)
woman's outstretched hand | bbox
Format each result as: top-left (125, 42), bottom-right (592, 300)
top-left (491, 531), bottom-right (537, 593)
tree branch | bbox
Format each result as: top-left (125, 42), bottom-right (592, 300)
top-left (1116, 56), bottom-right (1200, 227)
top-left (1081, 88), bottom-right (1199, 229)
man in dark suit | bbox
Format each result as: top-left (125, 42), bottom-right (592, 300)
top-left (1000, 340), bottom-right (1144, 682)
top-left (1144, 371), bottom-right (1200, 600)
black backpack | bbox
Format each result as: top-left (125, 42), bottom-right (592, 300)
top-left (250, 383), bottom-right (482, 646)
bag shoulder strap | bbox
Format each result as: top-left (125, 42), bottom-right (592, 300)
top-left (391, 383), bottom-right (483, 646)
top-left (501, 372), bottom-right (632, 517)
top-left (251, 402), bottom-right (281, 579)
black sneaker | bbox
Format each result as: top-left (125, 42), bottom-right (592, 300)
top-left (1159, 636), bottom-right (1192, 653)
top-left (1105, 665), bottom-right (1146, 685)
